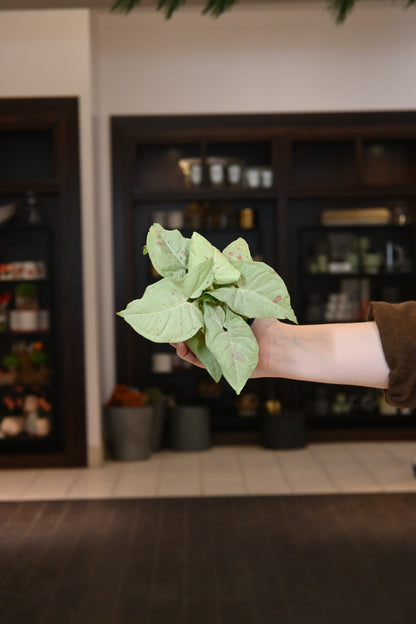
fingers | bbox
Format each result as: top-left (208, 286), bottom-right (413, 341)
top-left (171, 342), bottom-right (205, 369)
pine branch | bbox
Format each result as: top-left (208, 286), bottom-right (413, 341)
top-left (328, 0), bottom-right (356, 23)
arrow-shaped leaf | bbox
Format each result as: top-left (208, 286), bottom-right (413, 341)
top-left (189, 231), bottom-right (240, 285)
top-left (222, 238), bottom-right (252, 265)
top-left (186, 330), bottom-right (222, 383)
top-left (203, 302), bottom-right (258, 394)
top-left (145, 223), bottom-right (190, 279)
top-left (171, 258), bottom-right (214, 299)
top-left (118, 278), bottom-right (203, 343)
top-left (210, 261), bottom-right (297, 323)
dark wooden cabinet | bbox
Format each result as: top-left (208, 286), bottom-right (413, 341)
top-left (112, 112), bottom-right (416, 441)
top-left (0, 98), bottom-right (86, 467)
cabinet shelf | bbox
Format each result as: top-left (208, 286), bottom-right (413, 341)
top-left (132, 188), bottom-right (277, 203)
top-left (304, 271), bottom-right (413, 278)
top-left (0, 181), bottom-right (60, 195)
top-left (288, 185), bottom-right (416, 199)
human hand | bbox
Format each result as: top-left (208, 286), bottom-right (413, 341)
top-left (171, 317), bottom-right (281, 378)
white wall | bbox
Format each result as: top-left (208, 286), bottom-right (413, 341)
top-left (0, 9), bottom-right (103, 466)
top-left (91, 2), bottom-right (416, 400)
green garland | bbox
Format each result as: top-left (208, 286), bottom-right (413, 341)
top-left (111, 0), bottom-right (238, 19)
top-left (111, 0), bottom-right (416, 23)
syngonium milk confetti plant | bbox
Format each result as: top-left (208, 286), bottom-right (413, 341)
top-left (118, 224), bottom-right (297, 394)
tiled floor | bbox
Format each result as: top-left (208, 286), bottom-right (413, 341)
top-left (2, 441), bottom-right (416, 501)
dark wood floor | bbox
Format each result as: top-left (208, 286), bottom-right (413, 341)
top-left (1, 493), bottom-right (416, 623)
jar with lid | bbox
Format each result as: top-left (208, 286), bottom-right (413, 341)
top-left (239, 207), bottom-right (255, 229)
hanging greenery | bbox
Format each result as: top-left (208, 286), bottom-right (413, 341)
top-left (111, 0), bottom-right (416, 23)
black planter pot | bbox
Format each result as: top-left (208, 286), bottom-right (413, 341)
top-left (261, 408), bottom-right (307, 450)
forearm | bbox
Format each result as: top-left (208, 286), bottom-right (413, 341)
top-left (254, 319), bottom-right (390, 389)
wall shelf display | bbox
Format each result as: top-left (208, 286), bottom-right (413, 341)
top-left (0, 98), bottom-right (86, 467)
top-left (112, 112), bottom-right (416, 442)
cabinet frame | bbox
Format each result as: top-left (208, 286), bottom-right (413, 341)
top-left (0, 98), bottom-right (86, 467)
top-left (112, 111), bottom-right (416, 441)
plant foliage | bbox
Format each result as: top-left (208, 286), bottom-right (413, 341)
top-left (118, 224), bottom-right (297, 394)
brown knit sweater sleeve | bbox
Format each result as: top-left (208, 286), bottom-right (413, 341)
top-left (367, 301), bottom-right (416, 408)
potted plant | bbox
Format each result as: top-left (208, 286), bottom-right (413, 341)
top-left (104, 384), bottom-right (154, 460)
top-left (0, 353), bottom-right (20, 385)
top-left (29, 342), bottom-right (50, 385)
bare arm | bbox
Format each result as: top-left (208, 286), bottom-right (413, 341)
top-left (173, 318), bottom-right (390, 390)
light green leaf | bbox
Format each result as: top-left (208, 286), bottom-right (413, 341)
top-left (203, 303), bottom-right (258, 394)
top-left (222, 238), bottom-right (252, 265)
top-left (210, 261), bottom-right (297, 323)
top-left (188, 231), bottom-right (240, 285)
top-left (146, 223), bottom-right (190, 279)
top-left (186, 331), bottom-right (222, 383)
top-left (171, 258), bottom-right (214, 299)
top-left (118, 278), bottom-right (203, 343)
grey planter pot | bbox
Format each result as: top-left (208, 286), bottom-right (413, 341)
top-left (106, 406), bottom-right (154, 460)
top-left (169, 405), bottom-right (211, 451)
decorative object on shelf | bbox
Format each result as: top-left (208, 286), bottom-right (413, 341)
top-left (34, 394), bottom-right (52, 437)
top-left (184, 201), bottom-right (205, 229)
top-left (0, 354), bottom-right (19, 386)
top-left (244, 167), bottom-right (261, 189)
top-left (15, 282), bottom-right (38, 310)
top-left (260, 166), bottom-right (274, 188)
top-left (207, 157), bottom-right (227, 187)
top-left (332, 392), bottom-right (350, 415)
top-left (227, 160), bottom-right (243, 187)
top-left (0, 386), bottom-right (51, 439)
top-left (167, 210), bottom-right (184, 229)
top-left (9, 261), bottom-right (47, 281)
top-left (26, 190), bottom-right (41, 225)
top-left (239, 207), bottom-right (255, 229)
top-left (28, 342), bottom-right (51, 385)
top-left (0, 342), bottom-right (50, 386)
top-left (8, 282), bottom-right (50, 333)
top-left (362, 251), bottom-right (382, 275)
top-left (392, 200), bottom-right (410, 226)
top-left (385, 241), bottom-right (405, 273)
top-left (236, 392), bottom-right (260, 418)
top-left (197, 378), bottom-right (222, 399)
top-left (151, 352), bottom-right (173, 373)
top-left (0, 202), bottom-right (17, 227)
top-left (321, 207), bottom-right (392, 226)
top-left (0, 387), bottom-right (24, 438)
top-left (119, 224), bottom-right (297, 394)
top-left (178, 158), bottom-right (203, 188)
top-left (0, 291), bottom-right (11, 332)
